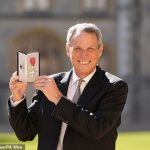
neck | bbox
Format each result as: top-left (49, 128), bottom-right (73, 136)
top-left (74, 69), bottom-right (96, 79)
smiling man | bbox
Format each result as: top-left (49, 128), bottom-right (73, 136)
top-left (8, 23), bottom-right (128, 150)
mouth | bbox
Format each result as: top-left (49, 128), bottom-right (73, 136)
top-left (77, 60), bottom-right (91, 65)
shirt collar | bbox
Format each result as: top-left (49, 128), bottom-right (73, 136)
top-left (72, 68), bottom-right (96, 84)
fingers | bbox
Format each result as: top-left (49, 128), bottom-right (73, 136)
top-left (9, 81), bottom-right (27, 91)
top-left (34, 75), bottom-right (53, 84)
top-left (33, 76), bottom-right (54, 90)
top-left (9, 72), bottom-right (27, 91)
top-left (9, 71), bottom-right (19, 86)
top-left (35, 75), bottom-right (51, 81)
top-left (9, 80), bottom-right (26, 87)
top-left (9, 76), bottom-right (19, 85)
top-left (12, 71), bottom-right (17, 76)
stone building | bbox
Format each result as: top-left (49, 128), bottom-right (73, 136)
top-left (0, 0), bottom-right (149, 132)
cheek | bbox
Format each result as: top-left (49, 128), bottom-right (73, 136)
top-left (69, 53), bottom-right (77, 63)
top-left (90, 53), bottom-right (98, 59)
top-left (91, 54), bottom-right (100, 63)
top-left (72, 53), bottom-right (79, 59)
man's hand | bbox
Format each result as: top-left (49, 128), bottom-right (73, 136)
top-left (9, 72), bottom-right (27, 102)
top-left (34, 76), bottom-right (62, 105)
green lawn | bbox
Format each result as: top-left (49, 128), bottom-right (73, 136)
top-left (116, 132), bottom-right (150, 150)
top-left (0, 132), bottom-right (150, 150)
top-left (0, 133), bottom-right (37, 150)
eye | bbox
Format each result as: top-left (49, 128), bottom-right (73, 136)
top-left (74, 47), bottom-right (81, 53)
top-left (87, 48), bottom-right (96, 53)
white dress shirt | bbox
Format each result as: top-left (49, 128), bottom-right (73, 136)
top-left (57, 68), bottom-right (96, 150)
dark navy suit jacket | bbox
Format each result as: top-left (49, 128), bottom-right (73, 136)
top-left (8, 66), bottom-right (128, 150)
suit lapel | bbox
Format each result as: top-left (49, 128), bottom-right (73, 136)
top-left (77, 67), bottom-right (106, 107)
top-left (57, 70), bottom-right (72, 96)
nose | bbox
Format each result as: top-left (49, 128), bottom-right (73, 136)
top-left (80, 50), bottom-right (88, 58)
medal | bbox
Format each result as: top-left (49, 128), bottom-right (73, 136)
top-left (29, 57), bottom-right (36, 77)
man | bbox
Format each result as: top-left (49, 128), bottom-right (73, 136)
top-left (8, 23), bottom-right (128, 150)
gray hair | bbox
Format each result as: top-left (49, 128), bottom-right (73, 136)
top-left (66, 23), bottom-right (103, 46)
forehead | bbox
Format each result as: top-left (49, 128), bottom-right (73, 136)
top-left (70, 31), bottom-right (98, 43)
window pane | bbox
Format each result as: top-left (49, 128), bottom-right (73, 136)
top-left (24, 0), bottom-right (34, 11)
top-left (23, 0), bottom-right (51, 11)
top-left (38, 0), bottom-right (50, 11)
top-left (97, 0), bottom-right (107, 10)
top-left (81, 0), bottom-right (108, 12)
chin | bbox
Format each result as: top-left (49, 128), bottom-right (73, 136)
top-left (77, 70), bottom-right (92, 78)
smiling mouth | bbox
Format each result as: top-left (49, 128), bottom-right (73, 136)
top-left (78, 60), bottom-right (91, 65)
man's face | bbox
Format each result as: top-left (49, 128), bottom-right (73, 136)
top-left (66, 31), bottom-right (103, 78)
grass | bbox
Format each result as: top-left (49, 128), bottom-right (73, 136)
top-left (0, 132), bottom-right (150, 150)
top-left (116, 131), bottom-right (150, 150)
top-left (0, 133), bottom-right (37, 150)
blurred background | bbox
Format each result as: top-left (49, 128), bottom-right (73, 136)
top-left (0, 0), bottom-right (150, 136)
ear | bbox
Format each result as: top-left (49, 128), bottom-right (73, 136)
top-left (66, 44), bottom-right (70, 57)
top-left (98, 43), bottom-right (103, 58)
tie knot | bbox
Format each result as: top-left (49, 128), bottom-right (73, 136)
top-left (77, 79), bottom-right (85, 94)
top-left (77, 79), bottom-right (85, 86)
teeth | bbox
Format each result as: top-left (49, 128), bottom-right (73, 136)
top-left (78, 61), bottom-right (91, 65)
